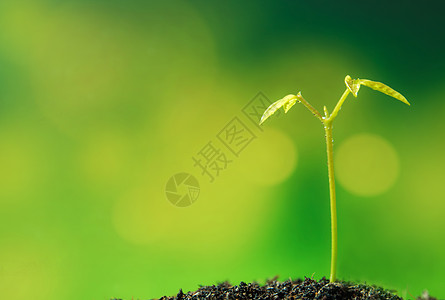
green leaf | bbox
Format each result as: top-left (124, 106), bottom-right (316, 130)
top-left (344, 75), bottom-right (361, 97)
top-left (259, 94), bottom-right (299, 125)
top-left (359, 79), bottom-right (410, 105)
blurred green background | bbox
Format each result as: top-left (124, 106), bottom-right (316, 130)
top-left (1, 0), bottom-right (444, 299)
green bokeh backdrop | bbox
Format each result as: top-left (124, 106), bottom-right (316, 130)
top-left (1, 1), bottom-right (444, 299)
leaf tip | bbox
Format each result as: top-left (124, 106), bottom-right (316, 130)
top-left (400, 96), bottom-right (411, 106)
top-left (259, 115), bottom-right (266, 125)
top-left (359, 79), bottom-right (411, 106)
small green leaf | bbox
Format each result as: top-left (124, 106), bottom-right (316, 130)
top-left (344, 75), bottom-right (361, 97)
top-left (259, 93), bottom-right (299, 125)
top-left (359, 79), bottom-right (410, 105)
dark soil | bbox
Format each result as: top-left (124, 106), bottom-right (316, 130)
top-left (152, 277), bottom-right (437, 300)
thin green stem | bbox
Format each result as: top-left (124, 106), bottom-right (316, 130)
top-left (324, 123), bottom-right (337, 283)
top-left (322, 89), bottom-right (351, 282)
top-left (297, 93), bottom-right (323, 121)
top-left (328, 89), bottom-right (350, 122)
top-left (300, 89), bottom-right (351, 283)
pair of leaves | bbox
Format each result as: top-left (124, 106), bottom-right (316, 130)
top-left (259, 75), bottom-right (410, 125)
top-left (259, 93), bottom-right (300, 125)
top-left (344, 75), bottom-right (410, 105)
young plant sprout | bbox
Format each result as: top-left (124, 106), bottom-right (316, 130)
top-left (259, 75), bottom-right (410, 283)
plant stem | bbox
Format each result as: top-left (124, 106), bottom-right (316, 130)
top-left (324, 89), bottom-right (350, 282)
top-left (324, 122), bottom-right (337, 283)
top-left (328, 89), bottom-right (350, 122)
top-left (297, 93), bottom-right (323, 121)
top-left (299, 90), bottom-right (351, 283)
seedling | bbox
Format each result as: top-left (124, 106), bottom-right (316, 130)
top-left (259, 75), bottom-right (410, 283)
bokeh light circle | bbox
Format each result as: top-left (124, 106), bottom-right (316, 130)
top-left (237, 128), bottom-right (297, 185)
top-left (335, 133), bottom-right (399, 197)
